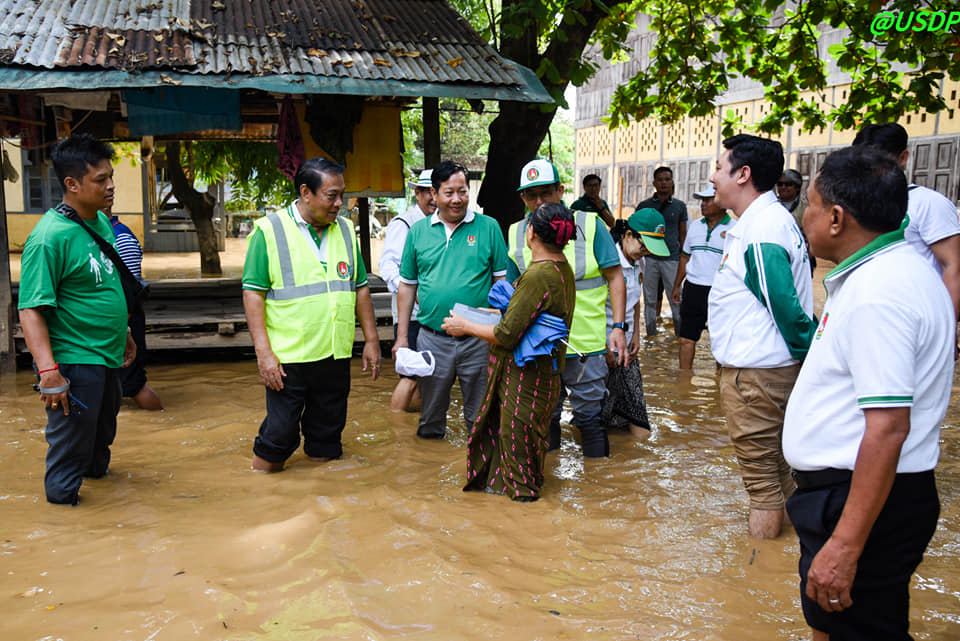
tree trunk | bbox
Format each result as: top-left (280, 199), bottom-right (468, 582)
top-left (478, 102), bottom-right (556, 235)
top-left (166, 141), bottom-right (222, 275)
top-left (478, 0), bottom-right (623, 234)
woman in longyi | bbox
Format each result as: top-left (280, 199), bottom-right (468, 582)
top-left (442, 202), bottom-right (576, 501)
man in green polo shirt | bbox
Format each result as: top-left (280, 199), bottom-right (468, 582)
top-left (394, 161), bottom-right (509, 439)
top-left (18, 134), bottom-right (136, 505)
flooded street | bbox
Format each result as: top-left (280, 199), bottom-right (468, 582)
top-left (2, 246), bottom-right (959, 640)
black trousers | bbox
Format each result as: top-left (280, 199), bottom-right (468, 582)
top-left (253, 357), bottom-right (351, 462)
top-left (786, 470), bottom-right (939, 641)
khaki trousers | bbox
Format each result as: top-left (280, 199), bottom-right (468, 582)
top-left (719, 365), bottom-right (800, 510)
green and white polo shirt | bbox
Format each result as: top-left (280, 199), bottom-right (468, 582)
top-left (707, 191), bottom-right (816, 368)
top-left (783, 229), bottom-right (954, 473)
top-left (681, 213), bottom-right (736, 286)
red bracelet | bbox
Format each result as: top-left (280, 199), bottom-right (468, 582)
top-left (38, 363), bottom-right (59, 374)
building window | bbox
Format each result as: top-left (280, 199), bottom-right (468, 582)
top-left (22, 151), bottom-right (62, 212)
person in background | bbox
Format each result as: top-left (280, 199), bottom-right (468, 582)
top-left (379, 169), bottom-right (435, 411)
top-left (852, 122), bottom-right (960, 322)
top-left (708, 134), bottom-right (817, 539)
top-left (671, 184), bottom-right (736, 370)
top-left (242, 157), bottom-right (381, 473)
top-left (570, 173), bottom-right (616, 228)
top-left (783, 145), bottom-right (953, 641)
top-left (777, 169), bottom-right (815, 273)
top-left (603, 208), bottom-right (670, 438)
top-left (110, 207), bottom-right (163, 410)
top-left (443, 201), bottom-right (576, 501)
top-left (18, 133), bottom-right (137, 505)
top-left (635, 166), bottom-right (687, 335)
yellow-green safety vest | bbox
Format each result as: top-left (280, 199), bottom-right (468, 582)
top-left (256, 207), bottom-right (358, 363)
top-left (508, 209), bottom-right (608, 354)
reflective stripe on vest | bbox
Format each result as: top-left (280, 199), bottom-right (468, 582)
top-left (265, 212), bottom-right (356, 300)
top-left (508, 210), bottom-right (609, 353)
top-left (257, 208), bottom-right (358, 362)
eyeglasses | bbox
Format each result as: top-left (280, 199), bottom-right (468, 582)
top-left (776, 181), bottom-right (798, 187)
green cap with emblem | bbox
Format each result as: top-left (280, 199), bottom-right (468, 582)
top-left (627, 208), bottom-right (671, 257)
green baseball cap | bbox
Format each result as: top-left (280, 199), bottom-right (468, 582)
top-left (518, 159), bottom-right (561, 191)
top-left (627, 208), bottom-right (670, 257)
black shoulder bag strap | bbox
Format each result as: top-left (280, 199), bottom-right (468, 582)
top-left (58, 205), bottom-right (149, 315)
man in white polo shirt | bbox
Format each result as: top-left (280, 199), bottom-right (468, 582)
top-left (708, 134), bottom-right (818, 539)
top-left (783, 146), bottom-right (953, 641)
top-left (852, 122), bottom-right (960, 321)
top-left (379, 169), bottom-right (435, 411)
top-left (671, 183), bottom-right (736, 369)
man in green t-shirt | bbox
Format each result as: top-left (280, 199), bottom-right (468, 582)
top-left (18, 134), bottom-right (136, 505)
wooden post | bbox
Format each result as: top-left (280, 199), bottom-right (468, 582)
top-left (357, 197), bottom-right (372, 273)
top-left (0, 164), bottom-right (14, 370)
top-left (423, 97), bottom-right (440, 169)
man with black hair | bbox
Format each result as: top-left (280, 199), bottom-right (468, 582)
top-left (395, 161), bottom-right (508, 440)
top-left (708, 134), bottom-right (817, 539)
top-left (852, 122), bottom-right (960, 321)
top-left (19, 133), bottom-right (137, 505)
top-left (635, 166), bottom-right (687, 335)
top-left (243, 157), bottom-right (381, 473)
top-left (784, 145), bottom-right (953, 641)
top-left (570, 173), bottom-right (616, 228)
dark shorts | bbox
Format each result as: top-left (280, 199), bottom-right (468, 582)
top-left (786, 470), bottom-right (939, 640)
top-left (394, 320), bottom-right (421, 379)
top-left (678, 281), bottom-right (710, 341)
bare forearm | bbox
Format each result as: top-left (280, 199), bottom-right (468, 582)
top-left (355, 286), bottom-right (379, 343)
top-left (242, 290), bottom-right (273, 355)
top-left (603, 265), bottom-right (626, 323)
top-left (830, 408), bottom-right (909, 554)
top-left (19, 308), bottom-right (56, 370)
top-left (397, 282), bottom-right (416, 339)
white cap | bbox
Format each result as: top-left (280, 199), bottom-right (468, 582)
top-left (692, 184), bottom-right (716, 199)
top-left (518, 159), bottom-right (560, 191)
top-left (410, 169), bottom-right (433, 189)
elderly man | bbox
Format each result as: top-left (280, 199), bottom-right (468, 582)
top-left (18, 134), bottom-right (137, 505)
top-left (508, 159), bottom-right (626, 457)
top-left (852, 122), bottom-right (960, 321)
top-left (636, 166), bottom-right (687, 335)
top-left (570, 173), bottom-right (616, 228)
top-left (379, 169), bottom-right (436, 410)
top-left (242, 157), bottom-right (381, 472)
top-left (708, 134), bottom-right (818, 538)
top-left (671, 184), bottom-right (736, 369)
top-left (784, 145), bottom-right (953, 641)
top-left (777, 168), bottom-right (815, 272)
top-left (394, 161), bottom-right (509, 440)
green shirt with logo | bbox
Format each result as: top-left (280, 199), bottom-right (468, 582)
top-left (18, 209), bottom-right (128, 367)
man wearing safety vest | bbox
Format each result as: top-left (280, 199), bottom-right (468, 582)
top-left (508, 160), bottom-right (628, 458)
top-left (242, 158), bottom-right (381, 473)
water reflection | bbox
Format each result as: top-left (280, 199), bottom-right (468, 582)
top-left (1, 332), bottom-right (958, 640)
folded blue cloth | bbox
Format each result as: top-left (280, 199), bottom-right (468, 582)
top-left (488, 280), bottom-right (569, 366)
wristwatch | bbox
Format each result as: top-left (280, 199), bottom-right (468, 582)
top-left (612, 322), bottom-right (628, 332)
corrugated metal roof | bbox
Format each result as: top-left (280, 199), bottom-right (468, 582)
top-left (0, 0), bottom-right (543, 99)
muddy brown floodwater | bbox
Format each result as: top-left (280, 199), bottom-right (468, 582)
top-left (2, 248), bottom-right (959, 640)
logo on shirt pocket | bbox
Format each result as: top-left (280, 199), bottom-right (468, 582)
top-left (337, 261), bottom-right (350, 278)
top-left (467, 234), bottom-right (477, 247)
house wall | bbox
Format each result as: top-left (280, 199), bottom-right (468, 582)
top-left (3, 138), bottom-right (144, 251)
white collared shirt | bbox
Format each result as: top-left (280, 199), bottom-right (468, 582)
top-left (784, 235), bottom-right (954, 473)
